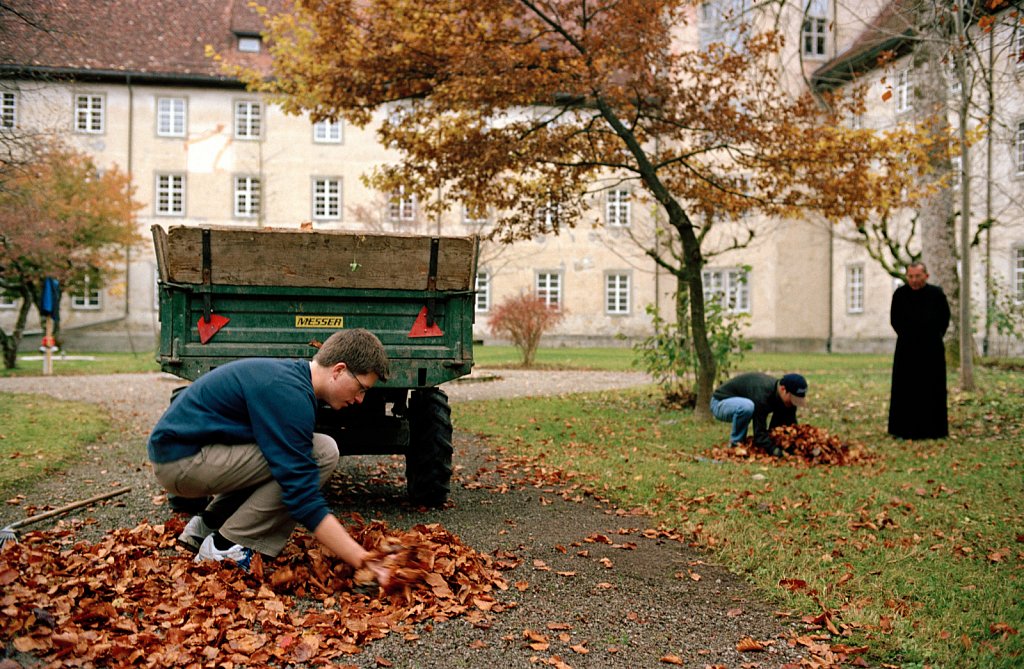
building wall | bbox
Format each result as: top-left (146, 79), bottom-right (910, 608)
top-left (822, 7), bottom-right (1024, 356)
top-left (4, 2), bottom-right (1023, 358)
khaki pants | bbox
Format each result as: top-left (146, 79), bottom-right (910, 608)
top-left (153, 433), bottom-right (339, 556)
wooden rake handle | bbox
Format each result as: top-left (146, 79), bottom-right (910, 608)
top-left (5, 487), bottom-right (132, 530)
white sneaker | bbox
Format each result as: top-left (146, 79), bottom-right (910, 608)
top-left (194, 534), bottom-right (254, 572)
top-left (176, 515), bottom-right (214, 553)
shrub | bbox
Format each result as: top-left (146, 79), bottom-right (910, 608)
top-left (632, 292), bottom-right (751, 404)
top-left (488, 292), bottom-right (565, 366)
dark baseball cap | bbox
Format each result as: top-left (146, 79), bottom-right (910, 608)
top-left (780, 373), bottom-right (808, 406)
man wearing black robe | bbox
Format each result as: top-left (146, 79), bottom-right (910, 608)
top-left (888, 262), bottom-right (951, 439)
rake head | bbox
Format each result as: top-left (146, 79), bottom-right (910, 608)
top-left (0, 526), bottom-right (18, 550)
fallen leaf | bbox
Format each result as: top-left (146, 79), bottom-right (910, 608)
top-left (736, 636), bottom-right (766, 652)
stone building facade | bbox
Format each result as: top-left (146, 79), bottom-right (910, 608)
top-left (2, 1), bottom-right (1022, 356)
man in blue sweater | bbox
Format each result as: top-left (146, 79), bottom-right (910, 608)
top-left (710, 372), bottom-right (808, 456)
top-left (148, 328), bottom-right (390, 579)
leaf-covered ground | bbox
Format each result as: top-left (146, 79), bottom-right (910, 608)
top-left (1, 516), bottom-right (509, 667)
top-left (3, 441), bottom-right (875, 669)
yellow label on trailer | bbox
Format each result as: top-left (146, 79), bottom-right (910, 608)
top-left (295, 315), bottom-right (344, 328)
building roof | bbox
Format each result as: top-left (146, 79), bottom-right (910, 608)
top-left (811, 2), bottom-right (916, 92)
top-left (0, 0), bottom-right (283, 86)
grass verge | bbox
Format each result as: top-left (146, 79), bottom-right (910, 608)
top-left (473, 344), bottom-right (638, 370)
top-left (0, 393), bottom-right (110, 499)
top-left (0, 351), bottom-right (160, 377)
top-left (453, 352), bottom-right (1024, 669)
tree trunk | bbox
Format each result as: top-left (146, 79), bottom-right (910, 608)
top-left (1, 287), bottom-right (33, 369)
top-left (952, 7), bottom-right (975, 390)
top-left (913, 26), bottom-right (961, 365)
top-left (673, 215), bottom-right (715, 421)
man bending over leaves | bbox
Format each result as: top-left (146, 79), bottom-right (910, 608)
top-left (147, 328), bottom-right (390, 585)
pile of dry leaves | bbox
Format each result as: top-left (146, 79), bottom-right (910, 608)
top-left (0, 516), bottom-right (512, 667)
top-left (708, 424), bottom-right (875, 466)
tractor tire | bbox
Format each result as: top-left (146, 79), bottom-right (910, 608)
top-left (405, 387), bottom-right (454, 507)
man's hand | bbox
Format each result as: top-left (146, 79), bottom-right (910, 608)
top-left (352, 553), bottom-right (392, 594)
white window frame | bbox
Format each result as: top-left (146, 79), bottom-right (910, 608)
top-left (1014, 247), bottom-right (1024, 303)
top-left (462, 205), bottom-right (489, 226)
top-left (237, 35), bottom-right (261, 53)
top-left (74, 93), bottom-right (104, 134)
top-left (700, 0), bottom-right (749, 51)
top-left (702, 267), bottom-right (750, 314)
top-left (801, 0), bottom-right (828, 58)
top-left (234, 100), bottom-right (262, 140)
top-left (534, 200), bottom-right (563, 229)
top-left (156, 97), bottom-right (186, 137)
top-left (1016, 120), bottom-right (1024, 176)
top-left (388, 187), bottom-right (417, 222)
top-left (605, 272), bottom-right (631, 315)
top-left (846, 264), bottom-right (865, 314)
top-left (895, 68), bottom-right (912, 114)
top-left (312, 177), bottom-right (342, 220)
top-left (155, 173), bottom-right (185, 216)
top-left (606, 189), bottom-right (631, 228)
top-left (1, 91), bottom-right (16, 128)
top-left (475, 270), bottom-right (491, 313)
top-left (536, 271), bottom-right (563, 310)
top-left (233, 176), bottom-right (261, 218)
top-left (71, 277), bottom-right (102, 311)
top-left (313, 119), bottom-right (343, 143)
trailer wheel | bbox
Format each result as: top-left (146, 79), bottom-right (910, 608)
top-left (405, 388), bottom-right (453, 507)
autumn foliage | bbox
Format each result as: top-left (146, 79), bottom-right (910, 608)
top-left (0, 139), bottom-right (141, 368)
top-left (0, 516), bottom-right (510, 667)
top-left (244, 0), bottom-right (939, 419)
top-left (488, 292), bottom-right (565, 367)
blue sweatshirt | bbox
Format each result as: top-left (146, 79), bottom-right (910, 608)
top-left (147, 358), bottom-right (329, 532)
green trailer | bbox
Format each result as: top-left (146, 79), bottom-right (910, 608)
top-left (152, 224), bottom-right (478, 507)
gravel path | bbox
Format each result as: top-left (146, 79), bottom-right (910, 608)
top-left (0, 371), bottom-right (812, 668)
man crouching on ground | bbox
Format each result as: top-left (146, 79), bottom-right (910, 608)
top-left (147, 328), bottom-right (390, 584)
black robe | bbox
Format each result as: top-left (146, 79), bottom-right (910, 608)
top-left (887, 283), bottom-right (950, 439)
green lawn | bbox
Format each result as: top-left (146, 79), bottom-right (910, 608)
top-left (473, 344), bottom-right (639, 370)
top-left (0, 351), bottom-right (161, 377)
top-left (0, 393), bottom-right (110, 498)
top-left (453, 350), bottom-right (1024, 669)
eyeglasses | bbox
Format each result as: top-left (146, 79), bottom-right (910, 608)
top-left (346, 368), bottom-right (371, 396)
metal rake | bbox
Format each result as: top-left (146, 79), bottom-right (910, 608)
top-left (0, 487), bottom-right (131, 549)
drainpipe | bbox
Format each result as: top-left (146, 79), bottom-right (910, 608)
top-left (123, 75), bottom-right (136, 354)
top-left (827, 220), bottom-right (833, 353)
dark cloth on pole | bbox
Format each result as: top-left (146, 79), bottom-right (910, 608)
top-left (887, 283), bottom-right (950, 439)
top-left (40, 278), bottom-right (60, 322)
